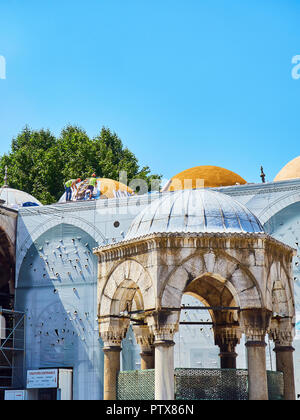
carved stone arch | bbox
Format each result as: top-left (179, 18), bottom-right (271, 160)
top-left (160, 250), bottom-right (262, 311)
top-left (98, 259), bottom-right (156, 319)
top-left (184, 273), bottom-right (241, 325)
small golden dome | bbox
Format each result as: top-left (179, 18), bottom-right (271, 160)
top-left (274, 156), bottom-right (300, 182)
top-left (163, 165), bottom-right (247, 191)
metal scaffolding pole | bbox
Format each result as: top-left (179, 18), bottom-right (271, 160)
top-left (0, 308), bottom-right (25, 392)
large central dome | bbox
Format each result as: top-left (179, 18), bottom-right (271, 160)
top-left (125, 189), bottom-right (264, 240)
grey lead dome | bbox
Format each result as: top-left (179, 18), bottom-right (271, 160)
top-left (125, 188), bottom-right (265, 240)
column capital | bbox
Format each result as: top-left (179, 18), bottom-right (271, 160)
top-left (214, 325), bottom-right (241, 369)
top-left (132, 324), bottom-right (155, 352)
top-left (99, 323), bottom-right (127, 348)
top-left (241, 308), bottom-right (272, 342)
top-left (269, 317), bottom-right (295, 347)
top-left (214, 325), bottom-right (242, 348)
top-left (151, 324), bottom-right (177, 344)
top-left (146, 310), bottom-right (179, 343)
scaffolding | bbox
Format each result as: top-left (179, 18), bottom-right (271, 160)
top-left (0, 308), bottom-right (25, 397)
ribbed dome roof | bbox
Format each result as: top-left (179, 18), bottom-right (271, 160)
top-left (125, 189), bottom-right (264, 240)
top-left (162, 165), bottom-right (247, 191)
top-left (274, 156), bottom-right (300, 182)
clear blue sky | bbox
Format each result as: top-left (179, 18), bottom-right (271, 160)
top-left (1, 0), bottom-right (300, 184)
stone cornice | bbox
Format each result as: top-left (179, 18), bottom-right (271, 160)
top-left (93, 232), bottom-right (296, 263)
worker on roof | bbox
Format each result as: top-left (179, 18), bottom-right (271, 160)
top-left (86, 173), bottom-right (97, 200)
top-left (65, 178), bottom-right (81, 202)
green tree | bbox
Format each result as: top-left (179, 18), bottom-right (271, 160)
top-left (0, 125), bottom-right (161, 205)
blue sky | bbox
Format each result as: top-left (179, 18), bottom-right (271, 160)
top-left (0, 0), bottom-right (300, 183)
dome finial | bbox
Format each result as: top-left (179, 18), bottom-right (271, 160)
top-left (3, 166), bottom-right (8, 188)
top-left (260, 166), bottom-right (266, 183)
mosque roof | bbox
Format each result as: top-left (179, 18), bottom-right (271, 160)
top-left (162, 165), bottom-right (247, 191)
top-left (125, 188), bottom-right (264, 241)
top-left (274, 156), bottom-right (300, 182)
top-left (0, 187), bottom-right (42, 209)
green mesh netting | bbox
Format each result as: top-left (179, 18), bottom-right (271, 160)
top-left (267, 371), bottom-right (284, 400)
top-left (175, 368), bottom-right (248, 400)
top-left (117, 369), bottom-right (284, 400)
top-left (117, 369), bottom-right (155, 400)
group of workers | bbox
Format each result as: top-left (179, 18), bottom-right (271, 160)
top-left (64, 173), bottom-right (98, 202)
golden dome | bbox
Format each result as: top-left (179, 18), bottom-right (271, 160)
top-left (163, 165), bottom-right (247, 191)
top-left (274, 156), bottom-right (300, 182)
top-left (91, 178), bottom-right (134, 198)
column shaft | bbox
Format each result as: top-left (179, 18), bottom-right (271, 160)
top-left (140, 350), bottom-right (155, 370)
top-left (246, 341), bottom-right (268, 400)
top-left (219, 351), bottom-right (237, 369)
top-left (274, 346), bottom-right (296, 400)
top-left (103, 346), bottom-right (121, 400)
top-left (154, 341), bottom-right (175, 400)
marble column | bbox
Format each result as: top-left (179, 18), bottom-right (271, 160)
top-left (99, 324), bottom-right (127, 401)
top-left (242, 309), bottom-right (271, 400)
top-left (245, 340), bottom-right (268, 400)
top-left (270, 318), bottom-right (296, 400)
top-left (103, 345), bottom-right (121, 400)
top-left (147, 312), bottom-right (179, 400)
top-left (154, 339), bottom-right (175, 400)
top-left (274, 345), bottom-right (295, 400)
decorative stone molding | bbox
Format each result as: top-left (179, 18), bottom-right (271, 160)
top-left (94, 231), bottom-right (295, 259)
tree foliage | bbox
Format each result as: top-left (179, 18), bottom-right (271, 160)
top-left (0, 125), bottom-right (161, 204)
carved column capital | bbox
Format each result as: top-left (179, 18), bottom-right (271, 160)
top-left (214, 325), bottom-right (242, 350)
top-left (146, 311), bottom-right (179, 344)
top-left (269, 317), bottom-right (295, 347)
top-left (132, 324), bottom-right (155, 352)
top-left (241, 308), bottom-right (272, 342)
top-left (99, 320), bottom-right (127, 348)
